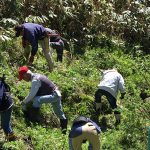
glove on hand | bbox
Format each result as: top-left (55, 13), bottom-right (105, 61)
top-left (120, 93), bottom-right (126, 99)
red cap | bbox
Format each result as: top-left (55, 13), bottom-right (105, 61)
top-left (18, 66), bottom-right (29, 80)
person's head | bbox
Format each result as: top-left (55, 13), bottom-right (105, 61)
top-left (18, 66), bottom-right (32, 82)
top-left (14, 25), bottom-right (24, 37)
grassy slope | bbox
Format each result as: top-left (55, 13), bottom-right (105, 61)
top-left (0, 44), bottom-right (150, 150)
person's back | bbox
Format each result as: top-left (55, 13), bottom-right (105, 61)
top-left (69, 116), bottom-right (101, 150)
top-left (32, 73), bottom-right (56, 96)
top-left (23, 23), bottom-right (46, 41)
top-left (98, 69), bottom-right (125, 99)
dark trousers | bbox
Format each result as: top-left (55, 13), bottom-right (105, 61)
top-left (50, 39), bottom-right (64, 62)
top-left (95, 89), bottom-right (120, 114)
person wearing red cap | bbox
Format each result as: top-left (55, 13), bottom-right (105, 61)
top-left (18, 66), bottom-right (68, 134)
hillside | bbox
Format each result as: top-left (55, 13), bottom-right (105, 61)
top-left (0, 42), bottom-right (150, 149)
top-left (0, 1), bottom-right (150, 149)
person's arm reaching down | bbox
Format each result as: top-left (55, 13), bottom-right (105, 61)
top-left (23, 79), bottom-right (41, 104)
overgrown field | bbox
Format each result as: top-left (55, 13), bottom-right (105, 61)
top-left (0, 40), bottom-right (150, 150)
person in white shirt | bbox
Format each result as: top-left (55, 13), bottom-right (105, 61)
top-left (18, 66), bottom-right (67, 134)
top-left (94, 68), bottom-right (126, 125)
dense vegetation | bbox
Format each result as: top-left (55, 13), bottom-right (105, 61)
top-left (1, 0), bottom-right (150, 54)
top-left (0, 0), bottom-right (150, 150)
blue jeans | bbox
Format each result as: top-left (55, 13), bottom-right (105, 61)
top-left (32, 90), bottom-right (66, 119)
top-left (1, 107), bottom-right (13, 134)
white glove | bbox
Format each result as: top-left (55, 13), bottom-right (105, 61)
top-left (55, 90), bottom-right (61, 97)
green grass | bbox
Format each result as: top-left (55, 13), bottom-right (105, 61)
top-left (0, 41), bottom-right (150, 149)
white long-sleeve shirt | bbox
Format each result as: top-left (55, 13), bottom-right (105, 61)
top-left (98, 69), bottom-right (125, 99)
top-left (23, 73), bottom-right (41, 104)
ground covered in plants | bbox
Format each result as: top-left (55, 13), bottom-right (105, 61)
top-left (0, 40), bottom-right (150, 149)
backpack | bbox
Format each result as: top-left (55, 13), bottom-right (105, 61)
top-left (0, 75), bottom-right (12, 111)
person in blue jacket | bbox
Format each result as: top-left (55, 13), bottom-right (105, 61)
top-left (14, 23), bottom-right (64, 71)
top-left (0, 75), bottom-right (16, 141)
top-left (69, 116), bottom-right (101, 150)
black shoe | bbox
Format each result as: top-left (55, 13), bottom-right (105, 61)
top-left (60, 119), bottom-right (68, 134)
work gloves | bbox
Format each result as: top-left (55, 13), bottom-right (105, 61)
top-left (120, 92), bottom-right (126, 99)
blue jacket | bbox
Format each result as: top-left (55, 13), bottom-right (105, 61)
top-left (0, 80), bottom-right (13, 112)
top-left (22, 23), bottom-right (46, 56)
top-left (0, 95), bottom-right (13, 112)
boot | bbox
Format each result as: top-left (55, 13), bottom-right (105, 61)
top-left (6, 132), bottom-right (17, 141)
top-left (60, 119), bottom-right (68, 134)
top-left (114, 113), bottom-right (121, 126)
top-left (28, 107), bottom-right (41, 122)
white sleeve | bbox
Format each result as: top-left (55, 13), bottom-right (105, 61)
top-left (118, 74), bottom-right (126, 93)
top-left (23, 79), bottom-right (41, 104)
